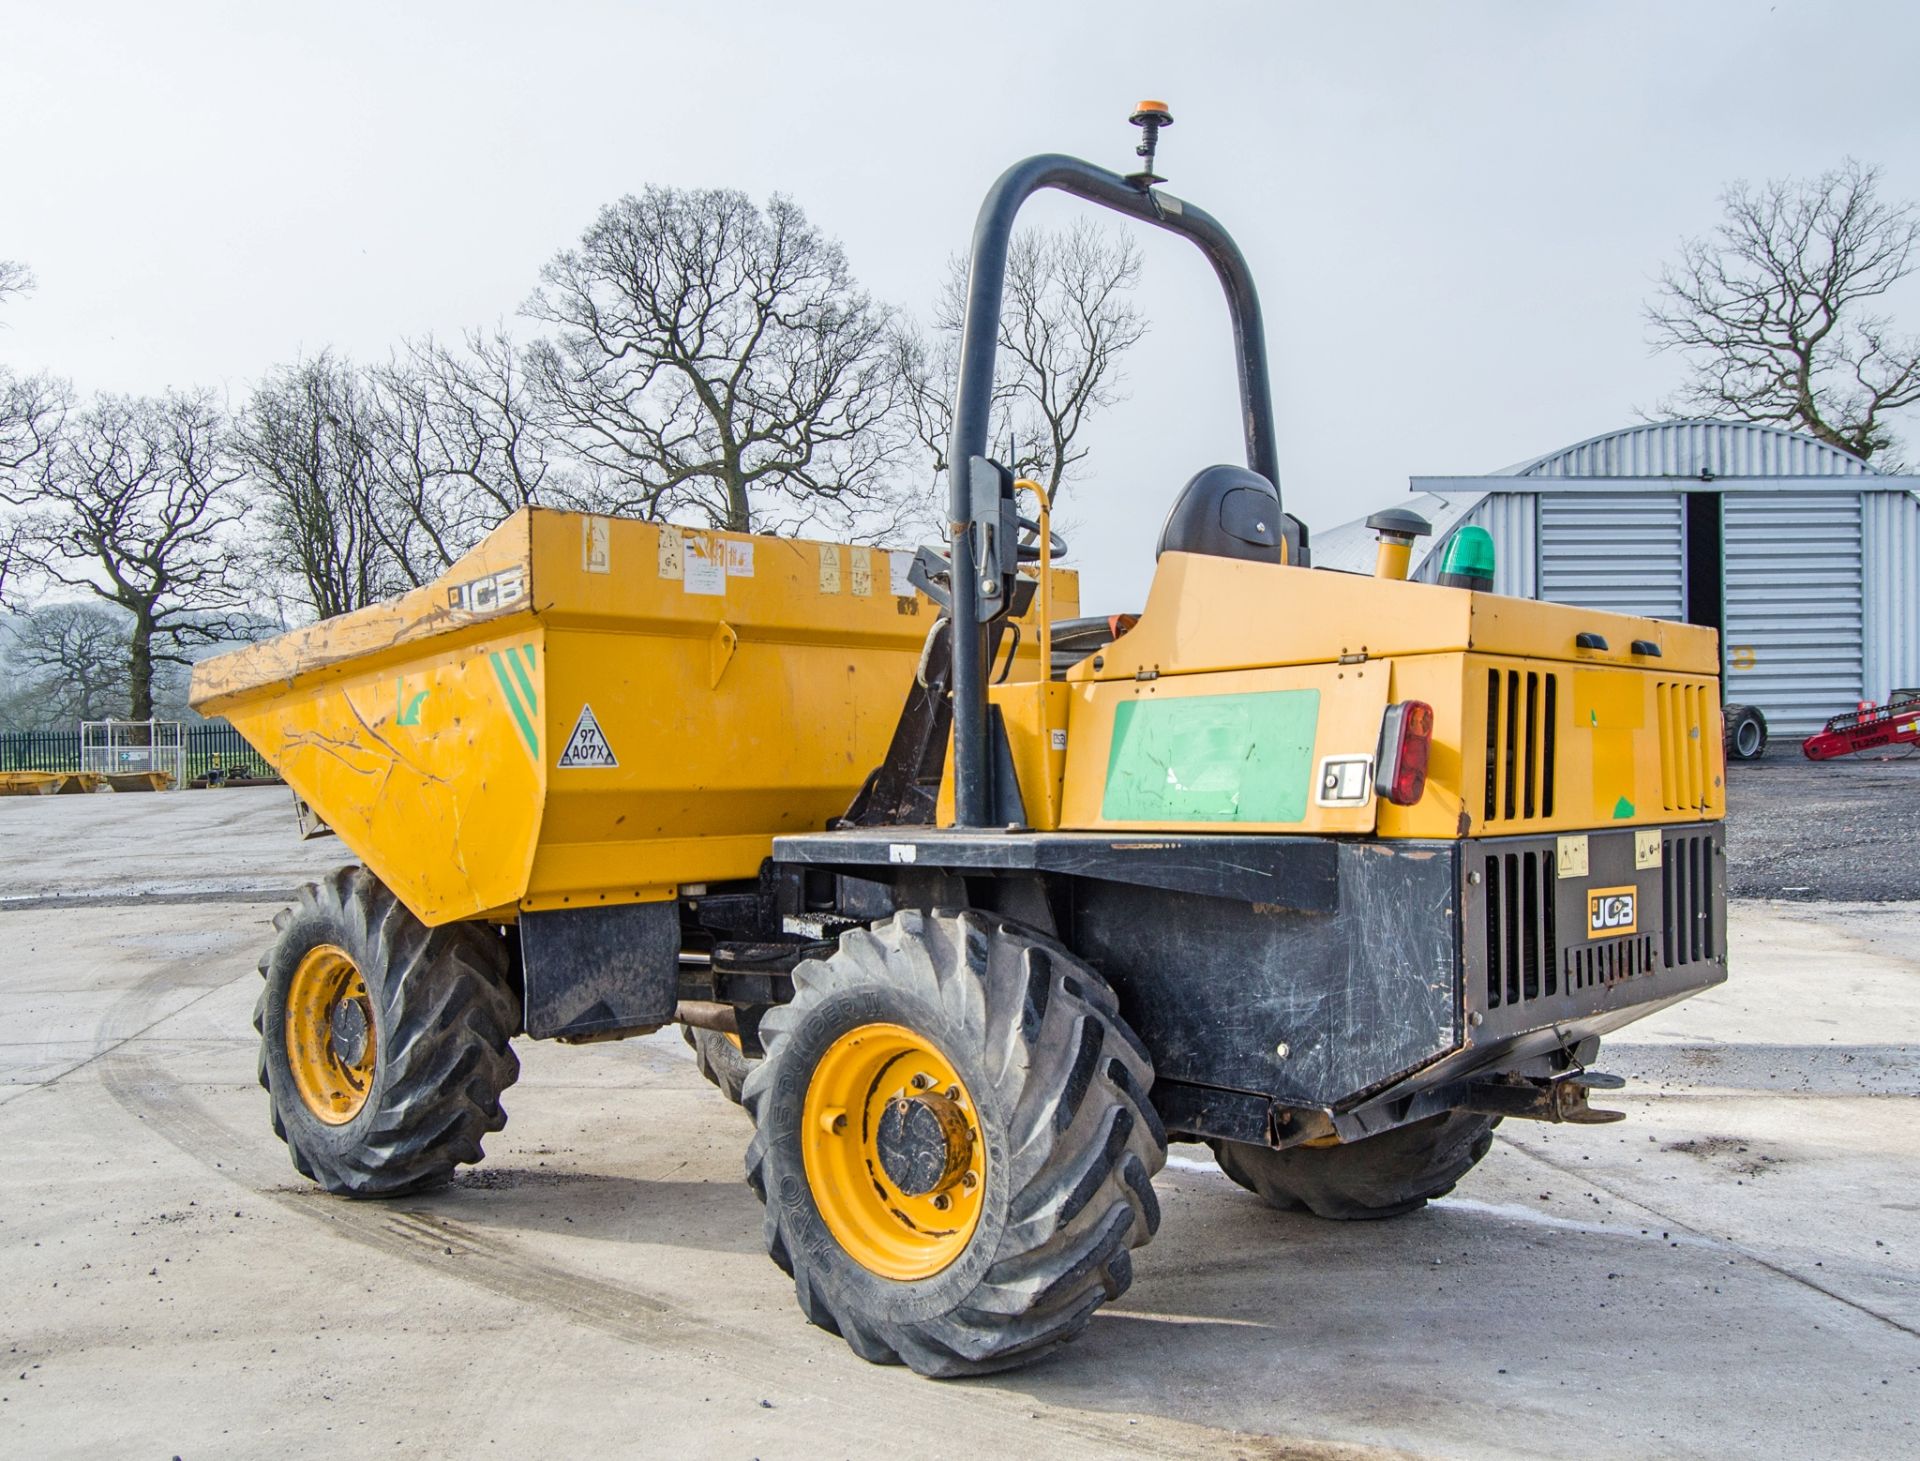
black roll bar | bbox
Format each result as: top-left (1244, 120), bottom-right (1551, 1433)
top-left (944, 152), bottom-right (1303, 827)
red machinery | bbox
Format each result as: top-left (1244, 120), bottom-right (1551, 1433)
top-left (1802, 690), bottom-right (1920, 760)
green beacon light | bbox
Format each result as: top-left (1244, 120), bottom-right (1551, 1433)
top-left (1438, 525), bottom-right (1496, 592)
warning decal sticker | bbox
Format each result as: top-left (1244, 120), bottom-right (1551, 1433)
top-left (583, 515), bottom-right (611, 573)
top-left (557, 704), bottom-right (619, 768)
top-left (682, 534), bottom-right (726, 595)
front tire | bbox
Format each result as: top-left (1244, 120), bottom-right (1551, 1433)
top-left (683, 1025), bottom-right (753, 1105)
top-left (1209, 1111), bottom-right (1498, 1220)
top-left (256, 866), bottom-right (520, 1197)
top-left (744, 909), bottom-right (1165, 1377)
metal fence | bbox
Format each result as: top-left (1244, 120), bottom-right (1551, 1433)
top-left (0, 723), bottom-right (279, 782)
top-left (82, 719), bottom-right (187, 789)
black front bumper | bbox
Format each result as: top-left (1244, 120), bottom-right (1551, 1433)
top-left (1135, 823), bottom-right (1727, 1146)
top-left (1467, 823), bottom-right (1726, 1046)
top-left (1333, 821), bottom-right (1729, 1139)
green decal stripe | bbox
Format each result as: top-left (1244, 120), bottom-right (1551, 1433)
top-left (489, 652), bottom-right (539, 757)
top-left (507, 643), bottom-right (538, 713)
top-left (1102, 688), bottom-right (1320, 824)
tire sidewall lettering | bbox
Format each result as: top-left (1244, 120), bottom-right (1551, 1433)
top-left (762, 975), bottom-right (1011, 1325)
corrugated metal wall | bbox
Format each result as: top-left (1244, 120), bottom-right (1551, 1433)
top-left (1409, 494), bottom-right (1538, 597)
top-left (1722, 493), bottom-right (1864, 734)
top-left (1469, 492), bottom-right (1537, 599)
top-left (1378, 428), bottom-right (1919, 744)
top-left (1519, 421), bottom-right (1875, 479)
top-left (1862, 490), bottom-right (1920, 700)
top-left (1537, 493), bottom-right (1686, 620)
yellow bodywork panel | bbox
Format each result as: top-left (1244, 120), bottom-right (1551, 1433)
top-left (1026, 551), bottom-right (1723, 841)
top-left (191, 508), bottom-right (1076, 925)
top-left (1075, 552), bottom-right (1720, 681)
top-left (1373, 653), bottom-right (1723, 839)
top-left (988, 680), bottom-right (1074, 831)
top-left (1058, 662), bottom-right (1390, 834)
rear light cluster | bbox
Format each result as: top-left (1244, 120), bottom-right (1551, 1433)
top-left (1377, 700), bottom-right (1433, 806)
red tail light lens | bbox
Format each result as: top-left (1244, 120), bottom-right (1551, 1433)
top-left (1377, 700), bottom-right (1433, 806)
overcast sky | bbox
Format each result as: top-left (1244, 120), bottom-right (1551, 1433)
top-left (6, 0), bottom-right (1919, 612)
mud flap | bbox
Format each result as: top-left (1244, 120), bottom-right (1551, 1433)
top-left (519, 902), bottom-right (679, 1039)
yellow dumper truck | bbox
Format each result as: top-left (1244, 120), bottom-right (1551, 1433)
top-left (191, 109), bottom-right (1728, 1377)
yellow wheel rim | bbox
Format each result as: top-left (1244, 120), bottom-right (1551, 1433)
top-left (285, 944), bottom-right (377, 1125)
top-left (801, 1022), bottom-right (986, 1281)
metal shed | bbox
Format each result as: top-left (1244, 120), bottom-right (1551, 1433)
top-left (1313, 421), bottom-right (1920, 736)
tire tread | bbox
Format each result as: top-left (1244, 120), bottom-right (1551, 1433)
top-left (742, 910), bottom-right (1164, 1377)
top-left (258, 867), bottom-right (519, 1197)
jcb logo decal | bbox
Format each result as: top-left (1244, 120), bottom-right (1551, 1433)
top-left (1587, 886), bottom-right (1638, 939)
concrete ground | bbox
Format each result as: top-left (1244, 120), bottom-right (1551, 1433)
top-left (2, 787), bottom-right (1916, 1460)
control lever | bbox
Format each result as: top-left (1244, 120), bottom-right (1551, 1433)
top-left (907, 545), bottom-right (955, 612)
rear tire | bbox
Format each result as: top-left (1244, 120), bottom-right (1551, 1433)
top-left (256, 866), bottom-right (520, 1197)
top-left (1724, 703), bottom-right (1768, 761)
top-left (1208, 1111), bottom-right (1498, 1220)
top-left (683, 1025), bottom-right (753, 1105)
top-left (744, 909), bottom-right (1165, 1377)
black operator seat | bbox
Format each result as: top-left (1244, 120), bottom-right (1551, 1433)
top-left (1154, 464), bottom-right (1285, 564)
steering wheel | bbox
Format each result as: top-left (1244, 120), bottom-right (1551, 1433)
top-left (1015, 514), bottom-right (1068, 563)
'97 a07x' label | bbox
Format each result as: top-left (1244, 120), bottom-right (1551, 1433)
top-left (1587, 885), bottom-right (1638, 939)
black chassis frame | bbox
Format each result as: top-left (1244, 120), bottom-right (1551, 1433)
top-left (665, 821), bottom-right (1727, 1150)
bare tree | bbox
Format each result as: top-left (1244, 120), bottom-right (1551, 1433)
top-left (1649, 160), bottom-right (1920, 463)
top-left (362, 329), bottom-right (573, 583)
top-left (3, 600), bottom-right (132, 725)
top-left (241, 336), bottom-right (593, 612)
top-left (0, 260), bottom-right (62, 469)
top-left (895, 221), bottom-right (1146, 506)
top-left (0, 259), bottom-right (31, 311)
top-left (234, 354), bottom-right (394, 618)
top-left (0, 369), bottom-right (68, 481)
top-left (0, 516), bottom-right (25, 607)
top-left (30, 389), bottom-right (251, 718)
top-left (524, 187), bottom-right (910, 537)
top-left (394, 328), bottom-right (566, 515)
top-left (0, 260), bottom-right (72, 606)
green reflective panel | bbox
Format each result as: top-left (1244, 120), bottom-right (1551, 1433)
top-left (1102, 689), bottom-right (1319, 824)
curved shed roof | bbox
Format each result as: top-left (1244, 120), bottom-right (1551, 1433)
top-left (1499, 420), bottom-right (1879, 480)
top-left (1309, 491), bottom-right (1484, 576)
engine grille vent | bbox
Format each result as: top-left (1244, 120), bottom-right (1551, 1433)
top-left (1483, 669), bottom-right (1558, 825)
top-left (1483, 848), bottom-right (1557, 1009)
top-left (1663, 830), bottom-right (1716, 967)
top-left (1564, 935), bottom-right (1657, 991)
top-left (1656, 682), bottom-right (1718, 813)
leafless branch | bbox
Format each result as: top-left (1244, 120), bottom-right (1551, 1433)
top-left (232, 354), bottom-right (397, 618)
top-left (1648, 159), bottom-right (1920, 464)
top-left (897, 221), bottom-right (1145, 508)
top-left (1, 601), bottom-right (134, 725)
top-left (0, 259), bottom-right (32, 312)
top-left (28, 389), bottom-right (252, 718)
top-left (524, 187), bottom-right (922, 538)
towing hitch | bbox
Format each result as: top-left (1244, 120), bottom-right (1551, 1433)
top-left (1462, 1072), bottom-right (1627, 1125)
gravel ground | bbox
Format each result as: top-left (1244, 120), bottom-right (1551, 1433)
top-left (1724, 743), bottom-right (1920, 902)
